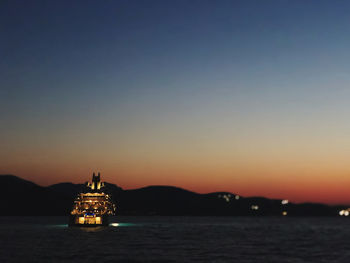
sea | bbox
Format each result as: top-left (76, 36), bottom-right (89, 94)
top-left (1, 216), bottom-right (350, 262)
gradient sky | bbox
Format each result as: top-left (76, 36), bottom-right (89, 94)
top-left (2, 0), bottom-right (350, 204)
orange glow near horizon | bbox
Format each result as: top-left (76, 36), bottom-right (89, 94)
top-left (2, 154), bottom-right (350, 205)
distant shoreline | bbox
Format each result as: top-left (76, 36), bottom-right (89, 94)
top-left (0, 174), bottom-right (348, 217)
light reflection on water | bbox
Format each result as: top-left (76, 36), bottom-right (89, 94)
top-left (70, 222), bottom-right (140, 232)
top-left (48, 224), bottom-right (68, 228)
top-left (45, 222), bottom-right (139, 232)
top-left (47, 222), bottom-right (139, 230)
top-left (79, 226), bottom-right (106, 232)
top-left (110, 222), bottom-right (139, 227)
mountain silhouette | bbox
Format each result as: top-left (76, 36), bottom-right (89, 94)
top-left (0, 175), bottom-right (343, 216)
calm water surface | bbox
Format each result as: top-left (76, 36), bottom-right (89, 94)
top-left (1, 216), bottom-right (350, 262)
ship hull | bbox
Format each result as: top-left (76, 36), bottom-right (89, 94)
top-left (68, 214), bottom-right (109, 227)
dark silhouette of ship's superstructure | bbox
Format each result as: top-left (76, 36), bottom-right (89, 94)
top-left (68, 173), bottom-right (116, 226)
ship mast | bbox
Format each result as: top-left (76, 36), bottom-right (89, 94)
top-left (86, 172), bottom-right (105, 191)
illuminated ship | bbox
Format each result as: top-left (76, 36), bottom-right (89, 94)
top-left (69, 173), bottom-right (116, 226)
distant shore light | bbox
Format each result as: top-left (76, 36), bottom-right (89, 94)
top-left (339, 209), bottom-right (350, 216)
top-left (281, 200), bottom-right (289, 205)
top-left (251, 205), bottom-right (259, 210)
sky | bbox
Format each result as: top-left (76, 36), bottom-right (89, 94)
top-left (2, 0), bottom-right (350, 204)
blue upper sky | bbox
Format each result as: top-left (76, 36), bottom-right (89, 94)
top-left (2, 0), bottom-right (350, 112)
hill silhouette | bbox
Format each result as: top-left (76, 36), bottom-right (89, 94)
top-left (0, 175), bottom-right (344, 216)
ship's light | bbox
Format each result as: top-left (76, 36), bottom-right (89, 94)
top-left (78, 217), bottom-right (85, 224)
top-left (110, 223), bottom-right (119, 227)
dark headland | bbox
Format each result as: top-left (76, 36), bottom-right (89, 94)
top-left (0, 175), bottom-right (346, 216)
